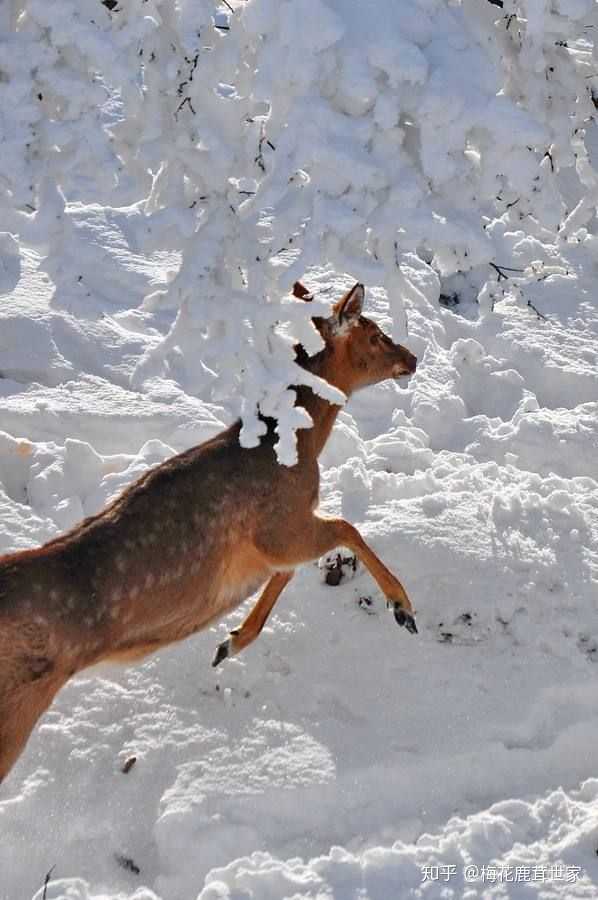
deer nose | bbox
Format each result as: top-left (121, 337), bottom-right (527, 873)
top-left (406, 352), bottom-right (417, 373)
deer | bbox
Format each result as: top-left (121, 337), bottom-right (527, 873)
top-left (0, 281), bottom-right (418, 784)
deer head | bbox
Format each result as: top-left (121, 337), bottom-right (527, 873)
top-left (293, 281), bottom-right (417, 395)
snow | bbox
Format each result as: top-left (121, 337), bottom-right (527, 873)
top-left (2, 249), bottom-right (598, 898)
top-left (2, 0), bottom-right (598, 897)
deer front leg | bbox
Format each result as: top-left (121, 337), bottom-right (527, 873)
top-left (259, 515), bottom-right (417, 634)
top-left (212, 571), bottom-right (294, 667)
top-left (315, 518), bottom-right (417, 633)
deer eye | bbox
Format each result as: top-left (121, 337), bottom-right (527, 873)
top-left (369, 334), bottom-right (380, 346)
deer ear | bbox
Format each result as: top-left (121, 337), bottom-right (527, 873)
top-left (293, 281), bottom-right (313, 301)
top-left (334, 283), bottom-right (364, 323)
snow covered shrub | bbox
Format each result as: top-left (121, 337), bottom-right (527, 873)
top-left (0, 0), bottom-right (597, 460)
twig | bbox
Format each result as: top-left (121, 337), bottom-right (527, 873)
top-left (527, 299), bottom-right (548, 321)
top-left (497, 195), bottom-right (521, 209)
top-left (489, 262), bottom-right (525, 281)
top-left (175, 52), bottom-right (199, 113)
top-left (115, 854), bottom-right (141, 875)
top-left (183, 52), bottom-right (199, 78)
top-left (255, 129), bottom-right (275, 173)
top-left (174, 95), bottom-right (196, 118)
top-left (42, 866), bottom-right (56, 900)
top-left (393, 240), bottom-right (401, 268)
top-left (487, 0), bottom-right (503, 6)
top-left (221, 0), bottom-right (234, 11)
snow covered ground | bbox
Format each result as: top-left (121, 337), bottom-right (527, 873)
top-left (2, 0), bottom-right (598, 898)
top-left (1, 225), bottom-right (597, 900)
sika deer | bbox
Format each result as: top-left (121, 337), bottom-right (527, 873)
top-left (0, 281), bottom-right (417, 784)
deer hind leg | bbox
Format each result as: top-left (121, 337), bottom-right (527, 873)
top-left (260, 515), bottom-right (417, 634)
top-left (0, 671), bottom-right (67, 786)
top-left (212, 571), bottom-right (294, 667)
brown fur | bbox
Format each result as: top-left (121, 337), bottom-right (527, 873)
top-left (0, 282), bottom-right (417, 784)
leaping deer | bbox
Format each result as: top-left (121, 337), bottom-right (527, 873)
top-left (0, 281), bottom-right (417, 784)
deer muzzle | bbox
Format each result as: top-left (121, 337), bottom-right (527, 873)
top-left (392, 350), bottom-right (417, 377)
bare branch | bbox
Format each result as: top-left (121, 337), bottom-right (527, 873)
top-left (527, 299), bottom-right (549, 321)
top-left (489, 262), bottom-right (525, 281)
top-left (42, 866), bottom-right (56, 900)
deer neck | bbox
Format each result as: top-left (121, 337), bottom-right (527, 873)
top-left (295, 356), bottom-right (354, 461)
top-left (295, 389), bottom-right (340, 459)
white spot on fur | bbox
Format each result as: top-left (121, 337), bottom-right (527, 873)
top-left (116, 555), bottom-right (127, 572)
top-left (49, 589), bottom-right (59, 602)
top-left (130, 585), bottom-right (140, 600)
top-left (145, 574), bottom-right (155, 589)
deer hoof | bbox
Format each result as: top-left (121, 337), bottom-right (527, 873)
top-left (392, 604), bottom-right (418, 634)
top-left (212, 637), bottom-right (232, 667)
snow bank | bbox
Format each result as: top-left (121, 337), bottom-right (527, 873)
top-left (196, 781), bottom-right (598, 899)
top-left (27, 782), bottom-right (598, 898)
